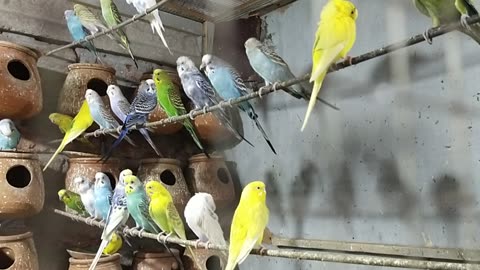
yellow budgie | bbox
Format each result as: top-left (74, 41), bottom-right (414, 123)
top-left (43, 101), bottom-right (94, 171)
top-left (49, 112), bottom-right (92, 146)
top-left (225, 181), bottom-right (269, 270)
top-left (102, 232), bottom-right (122, 255)
top-left (301, 0), bottom-right (358, 131)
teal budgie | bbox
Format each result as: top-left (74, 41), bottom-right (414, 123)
top-left (0, 119), bottom-right (20, 150)
top-left (100, 0), bottom-right (139, 67)
top-left (413, 0), bottom-right (480, 44)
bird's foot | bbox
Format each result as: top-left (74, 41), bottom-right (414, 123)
top-left (156, 232), bottom-right (166, 243)
top-left (189, 109), bottom-right (197, 120)
top-left (93, 129), bottom-right (103, 138)
top-left (461, 14), bottom-right (472, 30)
top-left (194, 239), bottom-right (202, 249)
top-left (205, 241), bottom-right (211, 250)
top-left (228, 98), bottom-right (234, 107)
top-left (343, 55), bottom-right (354, 66)
top-left (116, 126), bottom-right (123, 134)
top-left (258, 86), bottom-right (267, 98)
top-left (272, 82), bottom-right (280, 92)
top-left (137, 228), bottom-right (145, 238)
top-left (258, 245), bottom-right (268, 255)
top-left (135, 123), bottom-right (145, 130)
top-left (132, 14), bottom-right (141, 21)
top-left (423, 29), bottom-right (433, 45)
top-left (202, 105), bottom-right (208, 114)
top-left (163, 232), bottom-right (173, 244)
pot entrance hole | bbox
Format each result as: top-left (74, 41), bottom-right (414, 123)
top-left (160, 170), bottom-right (176, 186)
top-left (8, 60), bottom-right (30, 81)
top-left (102, 171), bottom-right (116, 189)
top-left (0, 247), bottom-right (14, 269)
top-left (6, 165), bottom-right (31, 188)
top-left (87, 78), bottom-right (108, 96)
top-left (217, 168), bottom-right (229, 184)
top-left (206, 255), bottom-right (221, 270)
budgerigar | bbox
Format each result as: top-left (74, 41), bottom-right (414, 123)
top-left (302, 0), bottom-right (357, 131)
top-left (414, 0), bottom-right (480, 44)
top-left (184, 192), bottom-right (226, 247)
top-left (49, 113), bottom-right (92, 146)
top-left (94, 172), bottom-right (114, 221)
top-left (84, 89), bottom-right (135, 146)
top-left (100, 0), bottom-right (138, 67)
top-left (176, 56), bottom-right (253, 147)
top-left (74, 176), bottom-right (96, 218)
top-left (102, 232), bottom-right (122, 255)
top-left (200, 54), bottom-right (276, 154)
top-left (74, 4), bottom-right (108, 35)
top-left (0, 119), bottom-right (20, 150)
top-left (152, 69), bottom-right (208, 155)
top-left (104, 80), bottom-right (163, 161)
top-left (225, 181), bottom-right (269, 270)
top-left (58, 189), bottom-right (88, 217)
top-left (124, 175), bottom-right (160, 234)
top-left (88, 169), bottom-right (132, 270)
top-left (44, 100), bottom-right (94, 171)
top-left (106, 85), bottom-right (130, 122)
top-left (64, 10), bottom-right (101, 62)
top-left (124, 0), bottom-right (171, 54)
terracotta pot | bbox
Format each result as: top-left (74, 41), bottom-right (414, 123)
top-left (0, 41), bottom-right (42, 120)
top-left (133, 250), bottom-right (180, 270)
top-left (68, 254), bottom-right (121, 270)
top-left (192, 108), bottom-right (243, 149)
top-left (137, 71), bottom-right (183, 135)
top-left (65, 156), bottom-right (120, 194)
top-left (0, 231), bottom-right (39, 270)
top-left (184, 249), bottom-right (226, 270)
top-left (0, 152), bottom-right (44, 219)
top-left (57, 63), bottom-right (116, 116)
top-left (186, 154), bottom-right (235, 209)
top-left (137, 158), bottom-right (191, 213)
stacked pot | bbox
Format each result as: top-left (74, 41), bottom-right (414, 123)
top-left (0, 41), bottom-right (45, 269)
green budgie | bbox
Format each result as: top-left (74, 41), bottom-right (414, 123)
top-left (58, 189), bottom-right (88, 217)
top-left (413, 0), bottom-right (480, 44)
top-left (153, 69), bottom-right (209, 157)
top-left (100, 0), bottom-right (139, 67)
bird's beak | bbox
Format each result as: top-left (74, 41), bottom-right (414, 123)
top-left (199, 63), bottom-right (205, 71)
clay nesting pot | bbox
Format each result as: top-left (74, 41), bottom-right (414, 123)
top-left (0, 41), bottom-right (42, 120)
top-left (64, 156), bottom-right (120, 193)
top-left (186, 154), bottom-right (234, 209)
top-left (137, 158), bottom-right (191, 213)
top-left (0, 231), bottom-right (39, 270)
top-left (184, 249), bottom-right (226, 270)
top-left (68, 254), bottom-right (121, 270)
top-left (57, 63), bottom-right (116, 116)
top-left (0, 152), bottom-right (44, 219)
top-left (136, 71), bottom-right (183, 135)
top-left (133, 250), bottom-right (180, 270)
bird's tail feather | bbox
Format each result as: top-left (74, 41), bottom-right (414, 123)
top-left (88, 239), bottom-right (108, 270)
top-left (183, 119), bottom-right (210, 157)
top-left (247, 107), bottom-right (276, 154)
top-left (125, 42), bottom-right (139, 68)
top-left (460, 26), bottom-right (480, 45)
top-left (301, 74), bottom-right (325, 132)
top-left (149, 11), bottom-right (172, 55)
top-left (139, 128), bottom-right (163, 157)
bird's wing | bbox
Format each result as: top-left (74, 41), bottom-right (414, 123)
top-left (456, 0), bottom-right (479, 16)
top-left (258, 44), bottom-right (288, 67)
top-left (166, 201), bottom-right (186, 239)
top-left (413, 0), bottom-right (430, 17)
top-left (200, 207), bottom-right (226, 245)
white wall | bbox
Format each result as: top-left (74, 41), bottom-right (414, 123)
top-left (225, 1), bottom-right (480, 269)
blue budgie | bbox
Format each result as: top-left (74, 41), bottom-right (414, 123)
top-left (93, 172), bottom-right (113, 221)
top-left (74, 176), bottom-right (96, 219)
top-left (64, 10), bottom-right (101, 62)
top-left (88, 169), bottom-right (132, 270)
top-left (103, 80), bottom-right (163, 161)
top-left (176, 56), bottom-right (253, 147)
top-left (201, 54), bottom-right (276, 154)
top-left (84, 89), bottom-right (135, 146)
top-left (0, 119), bottom-right (20, 150)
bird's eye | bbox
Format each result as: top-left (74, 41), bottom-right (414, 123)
top-left (351, 9), bottom-right (355, 15)
top-left (256, 186), bottom-right (260, 190)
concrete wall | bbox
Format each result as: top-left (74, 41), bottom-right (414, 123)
top-left (225, 0), bottom-right (480, 269)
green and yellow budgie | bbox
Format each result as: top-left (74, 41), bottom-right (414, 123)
top-left (49, 113), bottom-right (92, 146)
top-left (44, 101), bottom-right (94, 171)
top-left (413, 0), bottom-right (480, 44)
top-left (58, 189), bottom-right (88, 217)
top-left (226, 181), bottom-right (269, 270)
top-left (152, 69), bottom-right (208, 156)
top-left (102, 232), bottom-right (122, 255)
top-left (301, 0), bottom-right (358, 132)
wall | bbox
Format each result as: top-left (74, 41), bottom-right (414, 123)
top-left (225, 0), bottom-right (480, 269)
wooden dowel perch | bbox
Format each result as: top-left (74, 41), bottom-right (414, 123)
top-left (54, 209), bottom-right (480, 270)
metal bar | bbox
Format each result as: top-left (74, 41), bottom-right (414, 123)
top-left (53, 209), bottom-right (480, 270)
top-left (45, 0), bottom-right (171, 56)
top-left (272, 236), bottom-right (480, 262)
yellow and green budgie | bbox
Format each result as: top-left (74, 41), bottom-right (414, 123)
top-left (49, 113), bottom-right (92, 146)
top-left (301, 0), bottom-right (358, 131)
top-left (102, 232), bottom-right (122, 255)
top-left (58, 189), bottom-right (88, 217)
top-left (44, 100), bottom-right (94, 171)
top-left (225, 181), bottom-right (269, 270)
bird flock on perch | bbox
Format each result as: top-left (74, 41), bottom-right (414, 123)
top-left (25, 0), bottom-right (480, 269)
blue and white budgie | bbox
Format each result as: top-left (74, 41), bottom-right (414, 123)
top-left (124, 175), bottom-right (160, 234)
top-left (104, 80), bottom-right (163, 160)
top-left (106, 85), bottom-right (129, 122)
top-left (84, 89), bottom-right (135, 146)
top-left (200, 54), bottom-right (276, 154)
top-left (93, 172), bottom-right (113, 221)
top-left (184, 192), bottom-right (227, 247)
top-left (176, 56), bottom-right (253, 147)
top-left (64, 10), bottom-right (101, 62)
top-left (0, 119), bottom-right (20, 150)
top-left (88, 169), bottom-right (132, 270)
top-left (74, 176), bottom-right (96, 218)
top-left (124, 0), bottom-right (171, 54)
